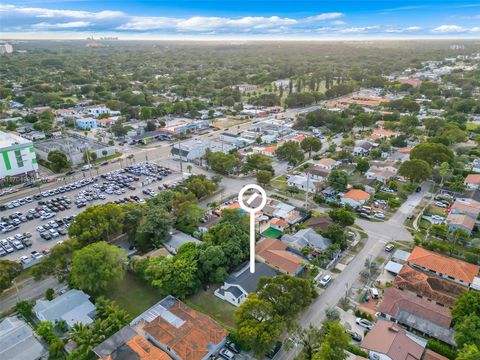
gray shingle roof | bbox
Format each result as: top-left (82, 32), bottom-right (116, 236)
top-left (225, 262), bottom-right (278, 293)
top-left (281, 228), bottom-right (331, 251)
top-left (33, 289), bottom-right (96, 327)
top-left (0, 317), bottom-right (47, 360)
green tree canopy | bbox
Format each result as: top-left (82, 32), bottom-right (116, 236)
top-left (399, 159), bottom-right (432, 183)
top-left (70, 242), bottom-right (127, 294)
top-left (410, 142), bottom-right (454, 165)
top-left (276, 141), bottom-right (305, 165)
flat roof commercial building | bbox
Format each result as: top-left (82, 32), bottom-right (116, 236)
top-left (35, 134), bottom-right (117, 165)
top-left (171, 139), bottom-right (236, 162)
top-left (0, 131), bottom-right (38, 179)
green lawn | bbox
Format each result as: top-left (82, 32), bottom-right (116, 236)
top-left (271, 175), bottom-right (288, 191)
top-left (103, 272), bottom-right (163, 317)
top-left (186, 288), bottom-right (236, 330)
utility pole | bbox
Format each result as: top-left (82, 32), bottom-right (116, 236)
top-left (305, 172), bottom-right (310, 209)
top-left (178, 142), bottom-right (183, 173)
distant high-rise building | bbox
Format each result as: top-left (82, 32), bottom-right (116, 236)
top-left (0, 43), bottom-right (13, 54)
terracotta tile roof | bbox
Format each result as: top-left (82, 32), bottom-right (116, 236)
top-left (379, 287), bottom-right (452, 328)
top-left (423, 349), bottom-right (449, 360)
top-left (343, 189), bottom-right (370, 202)
top-left (361, 320), bottom-right (425, 360)
top-left (399, 147), bottom-right (412, 153)
top-left (450, 198), bottom-right (480, 215)
top-left (126, 335), bottom-right (171, 360)
top-left (446, 213), bottom-right (476, 230)
top-left (293, 135), bottom-right (305, 141)
top-left (394, 265), bottom-right (468, 308)
top-left (465, 174), bottom-right (480, 184)
top-left (141, 299), bottom-right (227, 360)
top-left (262, 146), bottom-right (277, 153)
top-left (270, 218), bottom-right (288, 227)
top-left (256, 237), bottom-right (305, 274)
top-left (407, 247), bottom-right (479, 283)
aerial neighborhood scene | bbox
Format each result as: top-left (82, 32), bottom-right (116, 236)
top-left (1, 1), bottom-right (480, 360)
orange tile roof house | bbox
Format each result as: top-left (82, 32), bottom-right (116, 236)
top-left (94, 325), bottom-right (171, 360)
top-left (465, 174), bottom-right (480, 190)
top-left (446, 213), bottom-right (476, 235)
top-left (394, 265), bottom-right (468, 308)
top-left (407, 247), bottom-right (480, 287)
top-left (256, 237), bottom-right (306, 275)
top-left (340, 189), bottom-right (371, 208)
top-left (131, 296), bottom-right (227, 360)
top-left (378, 287), bottom-right (455, 346)
top-left (361, 320), bottom-right (426, 360)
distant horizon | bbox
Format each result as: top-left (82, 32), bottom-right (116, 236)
top-left (1, 34), bottom-right (480, 42)
top-left (1, 0), bottom-right (480, 40)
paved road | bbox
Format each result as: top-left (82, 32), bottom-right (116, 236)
top-left (0, 276), bottom-right (62, 313)
top-left (275, 185), bottom-right (428, 360)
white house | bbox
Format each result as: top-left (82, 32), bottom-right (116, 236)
top-left (287, 175), bottom-right (320, 193)
top-left (215, 262), bottom-right (277, 306)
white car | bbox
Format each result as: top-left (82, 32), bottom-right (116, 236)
top-left (41, 213), bottom-right (55, 220)
top-left (374, 212), bottom-right (385, 219)
top-left (319, 274), bottom-right (332, 287)
top-left (48, 221), bottom-right (59, 228)
top-left (434, 201), bottom-right (448, 208)
top-left (36, 226), bottom-right (45, 232)
top-left (19, 255), bottom-right (30, 264)
top-left (49, 229), bottom-right (59, 238)
top-left (356, 318), bottom-right (374, 330)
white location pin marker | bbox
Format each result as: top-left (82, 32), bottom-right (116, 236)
top-left (238, 184), bottom-right (267, 273)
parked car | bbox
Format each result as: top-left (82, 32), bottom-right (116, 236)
top-left (31, 250), bottom-right (43, 260)
top-left (385, 244), bottom-right (394, 252)
top-left (356, 318), bottom-right (374, 330)
top-left (219, 348), bottom-right (236, 360)
top-left (319, 274), bottom-right (332, 287)
top-left (347, 330), bottom-right (362, 342)
top-left (224, 340), bottom-right (240, 354)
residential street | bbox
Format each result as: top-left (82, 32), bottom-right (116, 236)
top-left (275, 184), bottom-right (429, 360)
top-left (0, 275), bottom-right (62, 313)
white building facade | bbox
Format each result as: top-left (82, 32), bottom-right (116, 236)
top-left (0, 132), bottom-right (38, 179)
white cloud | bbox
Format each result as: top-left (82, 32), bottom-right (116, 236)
top-left (304, 13), bottom-right (344, 22)
top-left (470, 27), bottom-right (480, 33)
top-left (338, 26), bottom-right (379, 33)
top-left (385, 26), bottom-right (422, 33)
top-left (120, 15), bottom-right (298, 32)
top-left (117, 17), bottom-right (178, 31)
top-left (33, 21), bottom-right (91, 29)
top-left (0, 4), bottom-right (124, 19)
top-left (331, 20), bottom-right (346, 25)
top-left (432, 25), bottom-right (466, 33)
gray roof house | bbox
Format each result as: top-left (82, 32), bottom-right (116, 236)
top-left (0, 316), bottom-right (47, 360)
top-left (33, 289), bottom-right (96, 328)
top-left (214, 262), bottom-right (278, 306)
top-left (281, 228), bottom-right (331, 252)
top-left (163, 230), bottom-right (201, 253)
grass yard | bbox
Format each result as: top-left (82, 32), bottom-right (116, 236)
top-left (187, 288), bottom-right (236, 330)
top-left (271, 175), bottom-right (288, 191)
top-left (103, 271), bottom-right (162, 317)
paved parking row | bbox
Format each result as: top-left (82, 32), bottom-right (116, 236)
top-left (0, 162), bottom-right (182, 263)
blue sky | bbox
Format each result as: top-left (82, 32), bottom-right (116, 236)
top-left (1, 0), bottom-right (479, 39)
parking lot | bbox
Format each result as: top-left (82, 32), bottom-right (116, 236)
top-left (0, 162), bottom-right (182, 264)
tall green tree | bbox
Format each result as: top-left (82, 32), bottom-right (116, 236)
top-left (327, 170), bottom-right (348, 191)
top-left (68, 203), bottom-right (125, 246)
top-left (276, 141), bottom-right (305, 165)
top-left (410, 142), bottom-right (454, 165)
top-left (47, 150), bottom-right (71, 173)
top-left (399, 159), bottom-right (432, 183)
top-left (301, 137), bottom-right (322, 158)
top-left (70, 242), bottom-right (126, 294)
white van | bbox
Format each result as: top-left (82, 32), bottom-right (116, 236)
top-left (82, 164), bottom-right (92, 171)
top-left (370, 287), bottom-right (380, 299)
